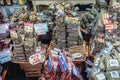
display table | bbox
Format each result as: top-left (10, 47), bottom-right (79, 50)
top-left (32, 0), bottom-right (96, 11)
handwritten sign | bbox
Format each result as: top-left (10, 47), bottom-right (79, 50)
top-left (29, 53), bottom-right (45, 65)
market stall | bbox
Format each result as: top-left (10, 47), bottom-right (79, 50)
top-left (0, 0), bottom-right (120, 80)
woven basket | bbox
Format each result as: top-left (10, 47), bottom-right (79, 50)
top-left (68, 44), bottom-right (86, 63)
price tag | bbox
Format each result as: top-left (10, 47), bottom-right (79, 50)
top-left (110, 59), bottom-right (119, 67)
top-left (96, 73), bottom-right (106, 80)
top-left (29, 53), bottom-right (45, 65)
top-left (34, 23), bottom-right (48, 35)
top-left (110, 71), bottom-right (119, 78)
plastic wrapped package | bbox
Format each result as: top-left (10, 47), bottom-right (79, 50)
top-left (89, 72), bottom-right (106, 80)
top-left (24, 38), bottom-right (35, 47)
top-left (104, 55), bottom-right (120, 71)
top-left (105, 70), bottom-right (120, 80)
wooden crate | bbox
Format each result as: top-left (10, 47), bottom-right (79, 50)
top-left (69, 42), bottom-right (88, 63)
top-left (19, 62), bottom-right (42, 77)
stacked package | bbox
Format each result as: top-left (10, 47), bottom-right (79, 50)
top-left (23, 22), bottom-right (36, 60)
top-left (54, 22), bottom-right (67, 49)
top-left (67, 23), bottom-right (79, 47)
top-left (10, 24), bottom-right (26, 61)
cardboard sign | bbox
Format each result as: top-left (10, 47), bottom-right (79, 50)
top-left (29, 53), bottom-right (45, 65)
top-left (34, 23), bottom-right (48, 35)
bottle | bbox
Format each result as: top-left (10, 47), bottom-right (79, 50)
top-left (6, 0), bottom-right (13, 6)
top-left (18, 0), bottom-right (24, 5)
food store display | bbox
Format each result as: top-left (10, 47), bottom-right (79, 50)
top-left (0, 0), bottom-right (120, 79)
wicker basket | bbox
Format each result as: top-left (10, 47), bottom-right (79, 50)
top-left (68, 44), bottom-right (86, 63)
top-left (19, 62), bottom-right (42, 77)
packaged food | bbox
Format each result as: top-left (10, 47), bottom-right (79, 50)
top-left (106, 70), bottom-right (120, 80)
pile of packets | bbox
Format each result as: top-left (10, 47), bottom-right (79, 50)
top-left (84, 0), bottom-right (120, 80)
top-left (0, 22), bottom-right (12, 64)
top-left (40, 48), bottom-right (83, 80)
top-left (49, 1), bottom-right (84, 49)
top-left (9, 8), bottom-right (52, 62)
top-left (10, 22), bottom-right (48, 62)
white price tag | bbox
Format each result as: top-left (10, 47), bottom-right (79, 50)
top-left (110, 71), bottom-right (119, 78)
top-left (96, 73), bottom-right (106, 80)
top-left (110, 59), bottom-right (119, 67)
top-left (34, 23), bottom-right (48, 35)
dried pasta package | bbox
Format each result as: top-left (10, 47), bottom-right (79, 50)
top-left (94, 55), bottom-right (101, 67)
top-left (14, 47), bottom-right (24, 54)
top-left (68, 34), bottom-right (78, 38)
top-left (99, 56), bottom-right (106, 71)
top-left (92, 41), bottom-right (105, 55)
top-left (104, 55), bottom-right (120, 71)
top-left (10, 30), bottom-right (18, 40)
top-left (89, 72), bottom-right (106, 80)
top-left (24, 22), bottom-right (34, 38)
top-left (24, 38), bottom-right (35, 47)
top-left (96, 0), bottom-right (107, 7)
top-left (67, 37), bottom-right (78, 41)
top-left (67, 23), bottom-right (78, 29)
top-left (106, 70), bottom-right (120, 80)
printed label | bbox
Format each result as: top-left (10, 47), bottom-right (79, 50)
top-left (110, 71), bottom-right (119, 78)
top-left (34, 23), bottom-right (48, 35)
top-left (96, 73), bottom-right (106, 80)
top-left (110, 59), bottom-right (119, 67)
